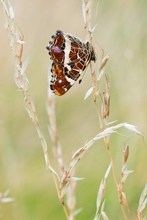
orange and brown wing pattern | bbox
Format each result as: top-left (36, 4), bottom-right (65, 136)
top-left (46, 31), bottom-right (65, 64)
top-left (50, 62), bottom-right (72, 96)
top-left (46, 30), bottom-right (96, 96)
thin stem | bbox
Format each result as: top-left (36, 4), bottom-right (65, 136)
top-left (47, 94), bottom-right (65, 172)
top-left (90, 62), bottom-right (102, 127)
top-left (62, 204), bottom-right (70, 220)
top-left (104, 140), bottom-right (118, 187)
top-left (1, 1), bottom-right (69, 218)
top-left (104, 138), bottom-right (128, 220)
top-left (120, 205), bottom-right (128, 220)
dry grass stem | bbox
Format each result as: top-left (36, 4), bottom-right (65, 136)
top-left (94, 163), bottom-right (111, 219)
top-left (101, 211), bottom-right (109, 220)
top-left (82, 2), bottom-right (143, 216)
top-left (118, 145), bottom-right (133, 220)
top-left (47, 89), bottom-right (65, 172)
top-left (1, 0), bottom-right (50, 170)
top-left (82, 0), bottom-right (101, 122)
top-left (1, 0), bottom-right (66, 217)
top-left (63, 122), bottom-right (139, 191)
top-left (1, 0), bottom-right (146, 219)
top-left (137, 184), bottom-right (147, 220)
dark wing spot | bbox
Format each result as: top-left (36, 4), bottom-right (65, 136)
top-left (68, 62), bottom-right (75, 68)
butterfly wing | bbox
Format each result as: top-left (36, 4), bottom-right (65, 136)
top-left (62, 34), bottom-right (93, 81)
top-left (46, 31), bottom-right (65, 64)
top-left (50, 62), bottom-right (74, 96)
top-left (47, 31), bottom-right (96, 96)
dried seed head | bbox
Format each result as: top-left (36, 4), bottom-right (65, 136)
top-left (99, 54), bottom-right (109, 71)
top-left (101, 91), bottom-right (110, 119)
top-left (123, 145), bottom-right (129, 163)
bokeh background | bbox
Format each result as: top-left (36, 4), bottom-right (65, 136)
top-left (0, 0), bottom-right (147, 219)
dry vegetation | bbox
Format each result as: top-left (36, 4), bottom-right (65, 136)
top-left (0, 0), bottom-right (147, 220)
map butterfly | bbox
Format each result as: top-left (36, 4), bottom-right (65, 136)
top-left (46, 30), bottom-right (96, 96)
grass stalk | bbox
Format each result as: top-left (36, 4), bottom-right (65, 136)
top-left (1, 0), bottom-right (146, 219)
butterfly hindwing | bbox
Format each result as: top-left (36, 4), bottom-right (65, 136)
top-left (50, 62), bottom-right (72, 96)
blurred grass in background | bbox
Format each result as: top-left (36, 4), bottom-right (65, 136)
top-left (0, 0), bottom-right (147, 219)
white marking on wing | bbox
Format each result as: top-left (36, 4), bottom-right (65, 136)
top-left (64, 36), bottom-right (71, 64)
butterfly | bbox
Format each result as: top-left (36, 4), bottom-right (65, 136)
top-left (46, 30), bottom-right (96, 96)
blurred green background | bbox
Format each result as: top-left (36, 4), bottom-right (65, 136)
top-left (0, 0), bottom-right (147, 219)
